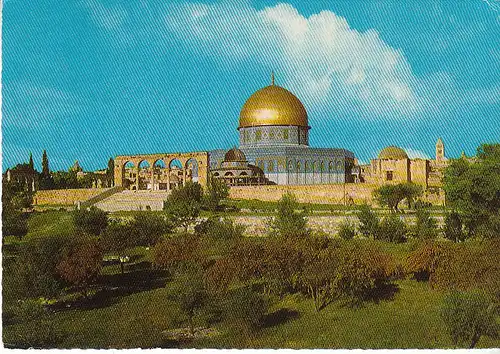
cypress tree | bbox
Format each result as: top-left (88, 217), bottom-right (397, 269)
top-left (107, 157), bottom-right (114, 187)
top-left (42, 150), bottom-right (50, 177)
top-left (28, 152), bottom-right (34, 170)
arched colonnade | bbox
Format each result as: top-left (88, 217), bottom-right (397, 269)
top-left (114, 152), bottom-right (208, 191)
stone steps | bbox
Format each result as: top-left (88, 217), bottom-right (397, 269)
top-left (95, 190), bottom-right (171, 212)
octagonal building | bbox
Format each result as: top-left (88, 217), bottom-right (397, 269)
top-left (210, 74), bottom-right (355, 185)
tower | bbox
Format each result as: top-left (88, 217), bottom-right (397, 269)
top-left (435, 138), bottom-right (445, 162)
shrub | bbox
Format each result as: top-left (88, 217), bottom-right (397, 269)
top-left (225, 286), bottom-right (268, 334)
top-left (432, 240), bottom-right (500, 300)
top-left (270, 192), bottom-right (308, 238)
top-left (443, 211), bottom-right (465, 242)
top-left (337, 220), bottom-right (356, 240)
top-left (153, 233), bottom-right (203, 272)
top-left (373, 183), bottom-right (423, 212)
top-left (333, 242), bottom-right (396, 306)
top-left (7, 235), bottom-right (71, 300)
top-left (196, 217), bottom-right (244, 241)
top-left (8, 300), bottom-right (64, 348)
top-left (129, 212), bottom-right (172, 246)
top-left (167, 262), bottom-right (208, 335)
top-left (406, 241), bottom-right (453, 283)
top-left (357, 204), bottom-right (380, 239)
top-left (164, 181), bottom-right (204, 232)
top-left (56, 235), bottom-right (102, 298)
top-left (441, 291), bottom-right (498, 348)
top-left (377, 214), bottom-right (407, 243)
top-left (229, 238), bottom-right (266, 282)
top-left (299, 240), bottom-right (395, 310)
top-left (203, 174), bottom-right (229, 211)
top-left (412, 209), bottom-right (438, 240)
top-left (204, 257), bottom-right (237, 296)
top-left (2, 207), bottom-right (28, 238)
top-left (73, 206), bottom-right (108, 236)
top-left (300, 246), bottom-right (339, 311)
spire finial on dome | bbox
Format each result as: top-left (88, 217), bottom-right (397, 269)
top-left (271, 71), bottom-right (275, 86)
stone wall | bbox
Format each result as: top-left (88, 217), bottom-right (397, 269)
top-left (34, 188), bottom-right (110, 206)
top-left (229, 184), bottom-right (377, 205)
top-left (229, 183), bottom-right (446, 206)
top-left (231, 215), bottom-right (445, 237)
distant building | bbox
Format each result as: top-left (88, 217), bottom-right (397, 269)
top-left (357, 138), bottom-right (449, 189)
top-left (5, 163), bottom-right (37, 192)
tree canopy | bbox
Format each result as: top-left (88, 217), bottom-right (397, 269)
top-left (373, 183), bottom-right (423, 212)
top-left (443, 143), bottom-right (500, 237)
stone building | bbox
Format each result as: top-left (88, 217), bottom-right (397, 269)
top-left (5, 163), bottom-right (37, 192)
top-left (211, 147), bottom-right (269, 186)
top-left (358, 138), bottom-right (449, 188)
top-left (210, 74), bottom-right (356, 185)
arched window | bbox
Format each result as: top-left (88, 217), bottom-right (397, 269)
top-left (320, 161), bottom-right (325, 172)
top-left (296, 161), bottom-right (301, 172)
top-left (288, 160), bottom-right (293, 171)
top-left (329, 161), bottom-right (334, 172)
top-left (268, 160), bottom-right (274, 172)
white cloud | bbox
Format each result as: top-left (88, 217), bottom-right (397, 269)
top-left (164, 1), bottom-right (422, 119)
top-left (483, 0), bottom-right (500, 12)
top-left (404, 148), bottom-right (431, 159)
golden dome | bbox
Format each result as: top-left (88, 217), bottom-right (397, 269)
top-left (239, 84), bottom-right (308, 128)
top-left (378, 146), bottom-right (408, 160)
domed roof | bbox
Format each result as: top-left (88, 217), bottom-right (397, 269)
top-left (224, 147), bottom-right (247, 162)
top-left (239, 82), bottom-right (308, 129)
top-left (378, 146), bottom-right (408, 160)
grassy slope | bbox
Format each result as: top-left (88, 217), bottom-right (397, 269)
top-left (3, 210), bottom-right (499, 349)
top-left (5, 277), bottom-right (499, 349)
top-left (25, 210), bottom-right (75, 239)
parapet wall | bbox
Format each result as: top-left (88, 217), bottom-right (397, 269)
top-left (229, 184), bottom-right (446, 206)
top-left (229, 184), bottom-right (377, 205)
top-left (34, 188), bottom-right (111, 206)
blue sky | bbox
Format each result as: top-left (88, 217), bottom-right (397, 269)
top-left (3, 0), bottom-right (500, 171)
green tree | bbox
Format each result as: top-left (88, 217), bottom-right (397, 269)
top-left (41, 149), bottom-right (49, 177)
top-left (2, 180), bottom-right (31, 239)
top-left (443, 211), bottom-right (465, 242)
top-left (412, 208), bottom-right (438, 240)
top-left (225, 286), bottom-right (268, 334)
top-left (6, 235), bottom-right (70, 300)
top-left (167, 262), bottom-right (208, 335)
top-left (39, 150), bottom-right (54, 190)
top-left (100, 221), bottom-right (134, 274)
top-left (271, 192), bottom-right (308, 238)
top-left (357, 204), bottom-right (380, 239)
top-left (373, 183), bottom-right (423, 212)
top-left (204, 174), bottom-right (229, 211)
top-left (73, 206), bottom-right (109, 236)
top-left (8, 300), bottom-right (64, 348)
top-left (164, 181), bottom-right (204, 232)
top-left (129, 212), bottom-right (172, 246)
top-left (337, 220), bottom-right (356, 240)
top-left (441, 291), bottom-right (498, 348)
top-left (56, 235), bottom-right (102, 298)
top-left (443, 143), bottom-right (500, 238)
top-left (378, 214), bottom-right (407, 243)
top-left (107, 157), bottom-right (115, 187)
top-left (153, 233), bottom-right (202, 273)
top-left (28, 152), bottom-right (34, 170)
